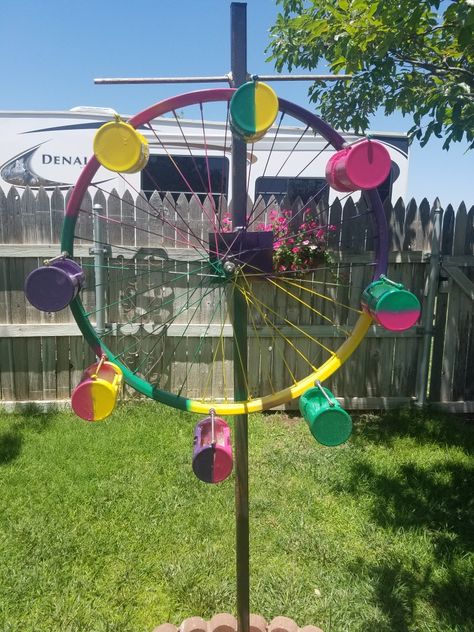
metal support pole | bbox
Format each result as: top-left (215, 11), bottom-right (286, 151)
top-left (231, 4), bottom-right (250, 632)
top-left (92, 203), bottom-right (107, 337)
top-left (416, 200), bottom-right (443, 407)
top-left (94, 74), bottom-right (352, 85)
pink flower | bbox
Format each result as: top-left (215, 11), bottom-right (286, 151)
top-left (291, 247), bottom-right (300, 254)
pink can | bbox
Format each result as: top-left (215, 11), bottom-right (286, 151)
top-left (325, 139), bottom-right (391, 192)
top-left (192, 415), bottom-right (233, 484)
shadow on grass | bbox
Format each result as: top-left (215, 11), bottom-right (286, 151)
top-left (0, 430), bottom-right (22, 465)
top-left (352, 406), bottom-right (474, 453)
top-left (343, 410), bottom-right (474, 630)
top-left (0, 403), bottom-right (56, 465)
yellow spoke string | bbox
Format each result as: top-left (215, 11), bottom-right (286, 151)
top-left (237, 273), bottom-right (324, 376)
top-left (238, 272), bottom-right (337, 358)
top-left (243, 275), bottom-right (290, 393)
top-left (266, 277), bottom-right (351, 336)
top-left (228, 281), bottom-right (252, 402)
top-left (279, 276), bottom-right (363, 315)
top-left (202, 286), bottom-right (231, 402)
top-left (245, 281), bottom-right (276, 394)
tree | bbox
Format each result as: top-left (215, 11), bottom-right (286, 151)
top-left (267, 0), bottom-right (474, 148)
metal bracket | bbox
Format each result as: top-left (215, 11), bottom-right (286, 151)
top-left (89, 244), bottom-right (112, 256)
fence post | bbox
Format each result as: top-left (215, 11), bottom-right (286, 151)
top-left (415, 199), bottom-right (443, 407)
top-left (91, 203), bottom-right (107, 336)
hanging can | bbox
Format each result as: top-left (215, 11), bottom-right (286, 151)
top-left (361, 275), bottom-right (421, 331)
top-left (299, 385), bottom-right (352, 446)
top-left (230, 81), bottom-right (279, 143)
top-left (325, 139), bottom-right (391, 192)
top-left (24, 257), bottom-right (85, 312)
top-left (71, 358), bottom-right (123, 421)
top-left (192, 414), bottom-right (233, 483)
top-left (93, 119), bottom-right (149, 174)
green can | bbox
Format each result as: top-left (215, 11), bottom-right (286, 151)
top-left (299, 386), bottom-right (352, 447)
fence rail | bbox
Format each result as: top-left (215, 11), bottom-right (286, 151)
top-left (0, 186), bottom-right (473, 411)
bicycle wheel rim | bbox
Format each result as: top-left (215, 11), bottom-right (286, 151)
top-left (62, 88), bottom-right (388, 415)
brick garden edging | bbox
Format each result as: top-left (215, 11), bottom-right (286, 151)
top-left (153, 614), bottom-right (323, 632)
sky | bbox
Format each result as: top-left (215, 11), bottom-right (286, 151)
top-left (1, 0), bottom-right (472, 209)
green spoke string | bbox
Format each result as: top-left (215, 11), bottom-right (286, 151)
top-left (81, 257), bottom-right (208, 292)
top-left (85, 262), bottom-right (211, 319)
top-left (135, 281), bottom-right (217, 379)
top-left (110, 279), bottom-right (216, 365)
top-left (177, 283), bottom-right (230, 398)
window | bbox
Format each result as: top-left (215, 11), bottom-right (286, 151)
top-left (141, 154), bottom-right (229, 200)
top-left (255, 176), bottom-right (329, 205)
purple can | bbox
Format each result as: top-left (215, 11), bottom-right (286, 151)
top-left (25, 257), bottom-right (85, 312)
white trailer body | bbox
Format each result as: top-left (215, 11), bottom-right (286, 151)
top-left (0, 108), bottom-right (409, 204)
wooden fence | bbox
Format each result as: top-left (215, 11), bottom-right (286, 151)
top-left (0, 185), bottom-right (473, 412)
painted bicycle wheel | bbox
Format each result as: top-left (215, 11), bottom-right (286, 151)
top-left (61, 88), bottom-right (389, 415)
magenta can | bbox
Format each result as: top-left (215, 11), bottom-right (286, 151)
top-left (192, 415), bottom-right (233, 484)
top-left (325, 139), bottom-right (391, 192)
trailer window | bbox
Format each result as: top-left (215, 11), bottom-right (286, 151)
top-left (255, 176), bottom-right (328, 205)
top-left (141, 155), bottom-right (229, 201)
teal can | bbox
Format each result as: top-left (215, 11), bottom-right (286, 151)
top-left (299, 386), bottom-right (352, 446)
top-left (361, 275), bottom-right (421, 331)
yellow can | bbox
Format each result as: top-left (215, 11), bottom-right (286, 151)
top-left (93, 119), bottom-right (149, 174)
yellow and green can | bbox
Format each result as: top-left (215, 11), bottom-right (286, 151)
top-left (230, 81), bottom-right (279, 143)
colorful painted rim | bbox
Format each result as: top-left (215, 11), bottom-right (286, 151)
top-left (230, 81), bottom-right (279, 142)
top-left (93, 120), bottom-right (149, 174)
top-left (61, 88), bottom-right (388, 416)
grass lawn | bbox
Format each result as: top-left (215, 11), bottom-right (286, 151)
top-left (0, 403), bottom-right (473, 631)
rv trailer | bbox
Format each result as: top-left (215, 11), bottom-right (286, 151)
top-left (0, 108), bottom-right (409, 204)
